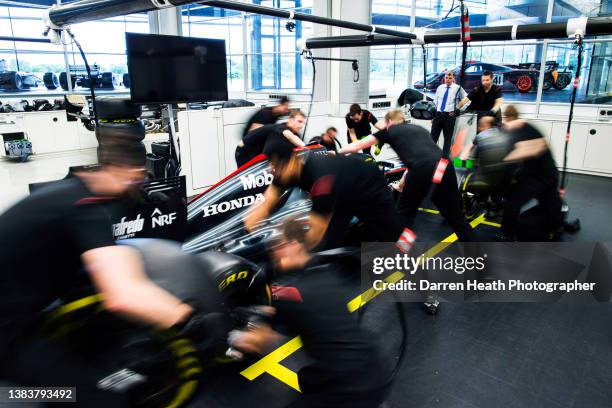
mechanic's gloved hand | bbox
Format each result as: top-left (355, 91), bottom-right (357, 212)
top-left (453, 108), bottom-right (461, 117)
top-left (174, 310), bottom-right (231, 360)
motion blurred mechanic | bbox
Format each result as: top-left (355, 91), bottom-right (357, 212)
top-left (235, 109), bottom-right (307, 167)
top-left (500, 105), bottom-right (563, 240)
top-left (0, 139), bottom-right (223, 406)
top-left (458, 70), bottom-right (504, 123)
top-left (231, 217), bottom-right (390, 408)
top-left (245, 139), bottom-right (409, 250)
top-left (339, 109), bottom-right (476, 243)
top-left (345, 104), bottom-right (385, 155)
top-left (460, 116), bottom-right (512, 161)
top-left (308, 127), bottom-right (340, 153)
top-left (431, 71), bottom-right (466, 157)
top-left (243, 95), bottom-right (290, 137)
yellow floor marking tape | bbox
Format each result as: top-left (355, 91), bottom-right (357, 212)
top-left (481, 219), bottom-right (501, 228)
top-left (418, 207), bottom-right (440, 214)
top-left (240, 334), bottom-right (303, 391)
top-left (240, 213), bottom-right (487, 390)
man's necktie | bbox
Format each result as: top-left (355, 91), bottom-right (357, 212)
top-left (439, 86), bottom-right (450, 112)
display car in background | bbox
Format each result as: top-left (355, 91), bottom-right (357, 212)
top-left (0, 59), bottom-right (43, 91)
top-left (414, 61), bottom-right (571, 93)
top-left (0, 59), bottom-right (128, 92)
top-left (52, 64), bottom-right (124, 91)
top-left (510, 60), bottom-right (572, 91)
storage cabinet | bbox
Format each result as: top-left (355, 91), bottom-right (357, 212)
top-left (583, 125), bottom-right (612, 172)
top-left (22, 112), bottom-right (79, 154)
top-left (549, 122), bottom-right (589, 171)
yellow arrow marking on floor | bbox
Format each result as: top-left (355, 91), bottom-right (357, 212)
top-left (240, 335), bottom-right (303, 391)
top-left (240, 213), bottom-right (487, 390)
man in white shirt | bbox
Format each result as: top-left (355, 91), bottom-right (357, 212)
top-left (431, 71), bottom-right (466, 157)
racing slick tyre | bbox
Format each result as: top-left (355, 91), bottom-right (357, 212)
top-left (553, 74), bottom-right (571, 90)
top-left (196, 250), bottom-right (271, 308)
top-left (96, 120), bottom-right (146, 142)
top-left (100, 72), bottom-right (118, 89)
top-left (96, 97), bottom-right (142, 120)
top-left (40, 239), bottom-right (274, 407)
top-left (59, 72), bottom-right (76, 91)
top-left (516, 75), bottom-right (533, 93)
top-left (123, 73), bottom-right (131, 88)
top-left (456, 170), bottom-right (485, 220)
top-left (542, 76), bottom-right (553, 91)
top-left (1, 72), bottom-right (23, 90)
top-left (43, 72), bottom-right (60, 90)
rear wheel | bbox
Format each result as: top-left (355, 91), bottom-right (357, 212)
top-left (59, 72), bottom-right (76, 90)
top-left (43, 72), bottom-right (59, 90)
top-left (553, 74), bottom-right (571, 90)
top-left (100, 72), bottom-right (116, 89)
top-left (516, 75), bottom-right (533, 93)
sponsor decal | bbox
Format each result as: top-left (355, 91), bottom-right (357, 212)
top-left (240, 170), bottom-right (274, 190)
top-left (202, 193), bottom-right (265, 218)
top-left (151, 207), bottom-right (177, 229)
top-left (113, 214), bottom-right (144, 239)
top-left (218, 270), bottom-right (250, 290)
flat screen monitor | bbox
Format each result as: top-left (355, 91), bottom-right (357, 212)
top-left (126, 33), bottom-right (228, 104)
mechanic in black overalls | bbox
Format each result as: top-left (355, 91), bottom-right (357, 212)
top-left (230, 217), bottom-right (390, 408)
top-left (235, 109), bottom-right (306, 167)
top-left (500, 105), bottom-right (563, 240)
top-left (308, 126), bottom-right (340, 153)
top-left (0, 138), bottom-right (226, 407)
top-left (458, 70), bottom-right (504, 124)
top-left (243, 96), bottom-right (290, 137)
top-left (345, 104), bottom-right (385, 155)
top-left (339, 109), bottom-right (476, 244)
top-left (245, 139), bottom-right (410, 251)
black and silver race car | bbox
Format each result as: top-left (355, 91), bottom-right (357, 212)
top-left (0, 59), bottom-right (42, 91)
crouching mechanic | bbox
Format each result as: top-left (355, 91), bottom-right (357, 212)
top-left (230, 217), bottom-right (390, 408)
top-left (235, 109), bottom-right (306, 167)
top-left (339, 109), bottom-right (476, 244)
top-left (500, 105), bottom-right (564, 240)
top-left (0, 138), bottom-right (226, 407)
top-left (244, 139), bottom-right (410, 250)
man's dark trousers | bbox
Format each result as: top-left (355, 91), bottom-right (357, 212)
top-left (430, 112), bottom-right (456, 158)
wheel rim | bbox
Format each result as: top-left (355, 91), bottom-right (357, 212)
top-left (517, 76), bottom-right (532, 92)
top-left (558, 76), bottom-right (570, 87)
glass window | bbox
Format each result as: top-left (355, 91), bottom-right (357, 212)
top-left (372, 0), bottom-right (550, 102)
top-left (541, 42), bottom-right (602, 104)
top-left (370, 1), bottom-right (411, 94)
top-left (246, 0), bottom-right (313, 92)
top-left (0, 4), bottom-right (147, 94)
top-left (552, 0), bottom-right (602, 21)
top-left (410, 42), bottom-right (544, 103)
